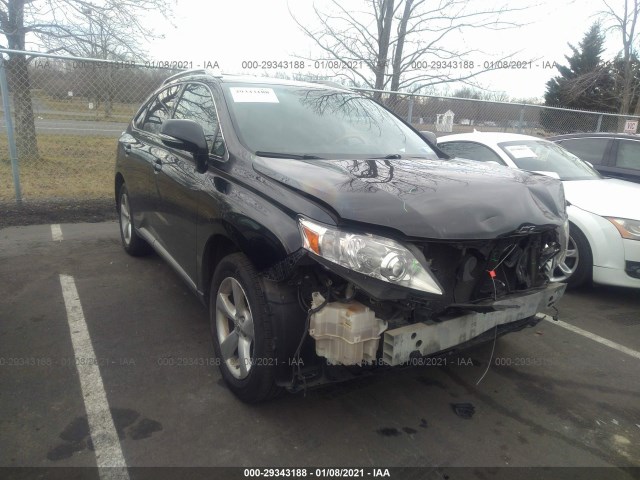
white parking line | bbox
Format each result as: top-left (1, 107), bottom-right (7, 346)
top-left (51, 224), bottom-right (63, 241)
top-left (59, 274), bottom-right (129, 479)
top-left (541, 314), bottom-right (640, 361)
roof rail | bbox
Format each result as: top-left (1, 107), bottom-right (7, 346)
top-left (162, 69), bottom-right (209, 85)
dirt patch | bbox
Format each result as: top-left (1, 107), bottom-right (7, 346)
top-left (0, 198), bottom-right (116, 228)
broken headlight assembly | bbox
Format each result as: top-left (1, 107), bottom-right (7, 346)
top-left (299, 217), bottom-right (443, 295)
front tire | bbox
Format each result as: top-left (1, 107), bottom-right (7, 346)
top-left (210, 253), bottom-right (282, 403)
top-left (117, 184), bottom-right (152, 257)
top-left (552, 225), bottom-right (592, 288)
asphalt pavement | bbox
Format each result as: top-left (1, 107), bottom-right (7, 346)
top-left (0, 222), bottom-right (639, 478)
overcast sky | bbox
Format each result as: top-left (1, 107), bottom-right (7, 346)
top-left (145, 0), bottom-right (618, 100)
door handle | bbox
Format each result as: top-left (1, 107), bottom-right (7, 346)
top-left (153, 159), bottom-right (163, 172)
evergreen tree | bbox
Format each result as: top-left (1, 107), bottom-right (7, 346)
top-left (544, 22), bottom-right (615, 111)
top-left (542, 22), bottom-right (616, 132)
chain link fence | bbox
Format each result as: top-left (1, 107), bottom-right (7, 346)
top-left (356, 88), bottom-right (640, 137)
top-left (2, 49), bottom-right (640, 209)
top-left (0, 49), bottom-right (180, 207)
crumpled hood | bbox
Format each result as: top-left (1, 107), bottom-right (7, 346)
top-left (562, 178), bottom-right (640, 220)
top-left (253, 156), bottom-right (567, 239)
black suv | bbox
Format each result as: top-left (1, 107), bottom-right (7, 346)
top-left (116, 71), bottom-right (568, 403)
top-left (548, 132), bottom-right (640, 184)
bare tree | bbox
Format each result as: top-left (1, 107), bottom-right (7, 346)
top-left (36, 5), bottom-right (164, 117)
top-left (291, 0), bottom-right (533, 100)
top-left (558, 62), bottom-right (619, 110)
top-left (31, 1), bottom-right (169, 60)
top-left (1, 0), bottom-right (40, 162)
top-left (0, 0), bottom-right (172, 162)
top-left (600, 0), bottom-right (640, 115)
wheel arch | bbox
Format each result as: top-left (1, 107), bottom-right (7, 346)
top-left (115, 173), bottom-right (125, 211)
top-left (197, 212), bottom-right (301, 300)
top-left (567, 220), bottom-right (593, 259)
top-left (200, 234), bottom-right (241, 308)
top-left (567, 205), bottom-right (623, 269)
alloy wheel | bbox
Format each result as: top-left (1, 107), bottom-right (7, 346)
top-left (120, 192), bottom-right (132, 246)
top-left (215, 277), bottom-right (255, 380)
top-left (551, 235), bottom-right (579, 282)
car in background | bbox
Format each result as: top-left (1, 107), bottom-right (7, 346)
top-left (548, 132), bottom-right (640, 184)
top-left (437, 131), bottom-right (640, 289)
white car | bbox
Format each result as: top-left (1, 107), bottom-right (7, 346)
top-left (437, 131), bottom-right (640, 288)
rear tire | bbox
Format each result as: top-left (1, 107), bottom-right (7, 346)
top-left (210, 253), bottom-right (282, 403)
top-left (117, 184), bottom-right (152, 257)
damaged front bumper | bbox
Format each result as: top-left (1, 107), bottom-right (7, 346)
top-left (304, 279), bottom-right (565, 369)
top-left (268, 224), bottom-right (568, 385)
top-left (381, 282), bottom-right (566, 366)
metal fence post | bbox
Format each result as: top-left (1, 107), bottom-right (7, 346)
top-left (596, 114), bottom-right (602, 132)
top-left (0, 55), bottom-right (22, 205)
top-left (517, 106), bottom-right (525, 133)
top-left (407, 97), bottom-right (413, 124)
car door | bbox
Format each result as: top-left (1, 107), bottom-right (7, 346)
top-left (609, 138), bottom-right (640, 183)
top-left (152, 82), bottom-right (224, 284)
top-left (117, 99), bottom-right (159, 232)
top-left (128, 85), bottom-right (183, 241)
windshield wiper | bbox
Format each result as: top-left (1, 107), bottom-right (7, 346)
top-left (255, 151), bottom-right (324, 160)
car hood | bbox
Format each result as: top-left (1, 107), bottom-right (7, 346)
top-left (253, 156), bottom-right (567, 239)
top-left (562, 178), bottom-right (640, 220)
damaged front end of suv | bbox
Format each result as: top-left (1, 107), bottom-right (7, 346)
top-left (255, 157), bottom-right (569, 394)
top-left (293, 217), bottom-right (566, 369)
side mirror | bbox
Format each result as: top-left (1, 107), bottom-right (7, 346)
top-left (160, 119), bottom-right (209, 172)
top-left (419, 130), bottom-right (437, 145)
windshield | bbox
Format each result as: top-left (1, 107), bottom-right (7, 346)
top-left (498, 140), bottom-right (601, 181)
top-left (222, 83), bottom-right (438, 159)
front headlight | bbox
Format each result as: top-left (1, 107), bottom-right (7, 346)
top-left (605, 217), bottom-right (640, 241)
top-left (299, 218), bottom-right (443, 295)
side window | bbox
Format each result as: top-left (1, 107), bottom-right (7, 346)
top-left (615, 140), bottom-right (640, 170)
top-left (173, 83), bottom-right (226, 157)
top-left (556, 138), bottom-right (610, 165)
top-left (439, 141), bottom-right (505, 164)
top-left (133, 103), bottom-right (148, 129)
top-left (141, 85), bottom-right (181, 134)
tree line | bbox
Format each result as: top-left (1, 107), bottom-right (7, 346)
top-left (28, 60), bottom-right (175, 106)
top-left (543, 1), bottom-right (640, 131)
top-left (3, 0), bottom-right (640, 164)
top-left (1, 0), bottom-right (170, 162)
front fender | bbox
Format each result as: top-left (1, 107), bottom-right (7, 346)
top-left (568, 204), bottom-right (626, 270)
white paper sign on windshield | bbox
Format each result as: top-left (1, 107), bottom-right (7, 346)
top-left (504, 145), bottom-right (537, 159)
top-left (230, 87), bottom-right (279, 103)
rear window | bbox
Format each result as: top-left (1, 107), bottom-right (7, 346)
top-left (498, 140), bottom-right (601, 180)
top-left (438, 141), bottom-right (505, 164)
